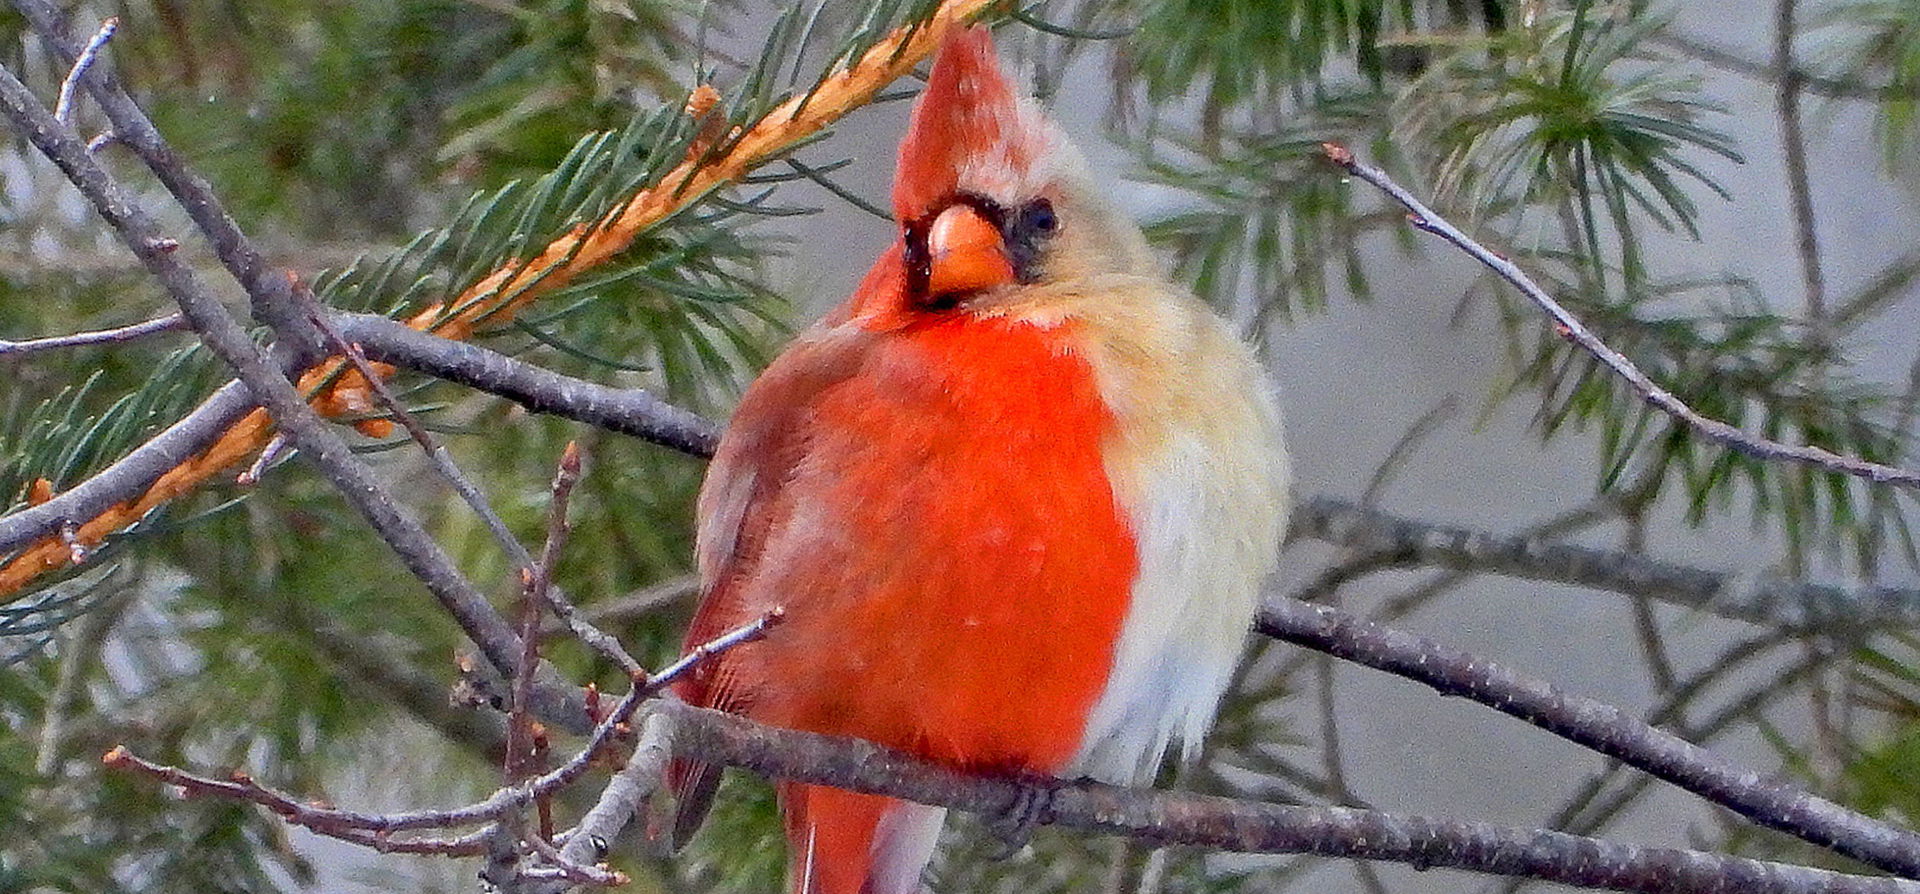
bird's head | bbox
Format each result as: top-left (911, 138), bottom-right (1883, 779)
top-left (845, 25), bottom-right (1156, 324)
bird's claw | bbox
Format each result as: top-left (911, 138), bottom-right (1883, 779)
top-left (986, 773), bottom-right (1059, 860)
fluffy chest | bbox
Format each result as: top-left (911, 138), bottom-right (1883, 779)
top-left (697, 313), bottom-right (1142, 772)
top-left (1043, 283), bottom-right (1291, 783)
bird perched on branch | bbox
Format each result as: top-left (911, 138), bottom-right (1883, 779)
top-left (671, 22), bottom-right (1288, 894)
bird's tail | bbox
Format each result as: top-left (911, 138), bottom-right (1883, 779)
top-left (779, 782), bottom-right (946, 894)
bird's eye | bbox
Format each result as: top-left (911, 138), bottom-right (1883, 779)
top-left (1022, 199), bottom-right (1056, 234)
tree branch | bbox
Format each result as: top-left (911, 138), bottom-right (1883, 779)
top-left (1293, 496), bottom-right (1920, 632)
top-left (0, 314), bottom-right (721, 587)
top-left (651, 701), bottom-right (1918, 894)
top-left (1651, 30), bottom-right (1920, 101)
top-left (16, 0), bottom-right (326, 361)
top-left (1255, 595), bottom-right (1920, 878)
top-left (0, 59), bottom-right (590, 731)
top-left (110, 611), bottom-right (781, 889)
top-left (332, 312), bottom-right (720, 458)
top-left (1322, 142), bottom-right (1920, 491)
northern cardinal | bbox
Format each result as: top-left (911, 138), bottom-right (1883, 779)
top-left (671, 23), bottom-right (1288, 894)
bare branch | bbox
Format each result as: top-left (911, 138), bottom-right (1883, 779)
top-left (103, 746), bottom-right (495, 849)
top-left (1255, 595), bottom-right (1920, 878)
top-left (1322, 142), bottom-right (1920, 491)
top-left (106, 610), bottom-right (781, 885)
top-left (333, 312), bottom-right (720, 458)
top-left (1293, 496), bottom-right (1920, 632)
top-left (526, 443), bottom-right (647, 677)
top-left (52, 16), bottom-right (114, 124)
top-left (0, 311), bottom-right (183, 358)
top-left (1774, 0), bottom-right (1829, 344)
top-left (656, 701), bottom-right (1919, 894)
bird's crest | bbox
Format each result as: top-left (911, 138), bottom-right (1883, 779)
top-left (893, 26), bottom-right (1050, 221)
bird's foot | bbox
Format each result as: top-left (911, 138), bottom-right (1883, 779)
top-left (986, 772), bottom-right (1062, 860)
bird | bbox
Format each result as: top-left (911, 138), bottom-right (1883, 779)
top-left (670, 22), bottom-right (1288, 894)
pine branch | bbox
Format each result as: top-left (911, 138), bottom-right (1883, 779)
top-left (0, 57), bottom-right (592, 730)
top-left (0, 315), bottom-right (719, 582)
top-left (0, 0), bottom-right (996, 603)
top-left (1323, 142), bottom-right (1920, 491)
top-left (1295, 496), bottom-right (1920, 632)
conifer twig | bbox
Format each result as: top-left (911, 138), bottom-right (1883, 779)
top-left (0, 0), bottom-right (995, 603)
top-left (1321, 142), bottom-right (1920, 491)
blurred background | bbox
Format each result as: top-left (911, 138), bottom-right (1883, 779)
top-left (5, 1), bottom-right (1920, 892)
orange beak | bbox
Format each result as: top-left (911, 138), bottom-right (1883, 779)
top-left (925, 204), bottom-right (1015, 298)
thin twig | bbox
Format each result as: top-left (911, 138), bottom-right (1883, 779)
top-left (1314, 657), bottom-right (1391, 894)
top-left (104, 746), bottom-right (500, 841)
top-left (0, 311), bottom-right (183, 358)
top-left (52, 16), bottom-right (114, 124)
top-left (234, 433), bottom-right (290, 487)
top-left (104, 611), bottom-right (781, 854)
top-left (293, 277), bottom-right (538, 575)
top-left (528, 442), bottom-right (647, 677)
top-left (583, 574), bottom-right (698, 626)
top-left (1774, 0), bottom-right (1828, 346)
top-left (1323, 142), bottom-right (1920, 491)
top-left (1359, 394), bottom-right (1459, 506)
top-left (506, 573), bottom-right (547, 782)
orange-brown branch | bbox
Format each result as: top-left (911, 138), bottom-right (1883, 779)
top-left (0, 0), bottom-right (997, 601)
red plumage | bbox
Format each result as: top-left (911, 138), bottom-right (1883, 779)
top-left (670, 22), bottom-right (1288, 894)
